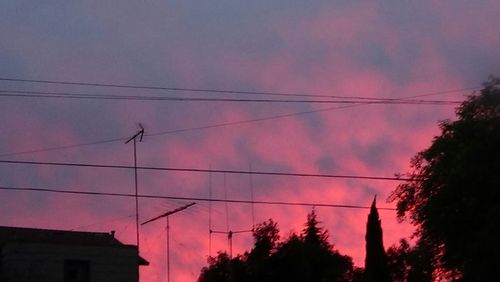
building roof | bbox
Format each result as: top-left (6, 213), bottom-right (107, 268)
top-left (0, 226), bottom-right (149, 265)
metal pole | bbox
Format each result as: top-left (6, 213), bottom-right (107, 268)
top-left (133, 138), bottom-right (140, 250)
top-left (208, 168), bottom-right (212, 257)
top-left (125, 125), bottom-right (144, 250)
top-left (125, 125), bottom-right (144, 282)
top-left (249, 164), bottom-right (255, 230)
top-left (167, 216), bottom-right (170, 282)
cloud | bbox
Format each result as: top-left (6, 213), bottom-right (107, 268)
top-left (1, 1), bottom-right (500, 281)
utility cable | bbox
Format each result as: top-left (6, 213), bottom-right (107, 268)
top-left (0, 159), bottom-right (411, 181)
top-left (0, 185), bottom-right (396, 211)
top-left (0, 85), bottom-right (474, 158)
top-left (0, 77), bottom-right (479, 99)
top-left (0, 89), bottom-right (461, 104)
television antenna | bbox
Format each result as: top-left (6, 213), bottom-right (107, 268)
top-left (125, 123), bottom-right (145, 250)
top-left (208, 169), bottom-right (256, 258)
top-left (142, 202), bottom-right (196, 282)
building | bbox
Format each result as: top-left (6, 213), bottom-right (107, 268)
top-left (0, 226), bottom-right (148, 282)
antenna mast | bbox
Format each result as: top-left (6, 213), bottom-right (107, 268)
top-left (125, 124), bottom-right (144, 282)
top-left (125, 123), bottom-right (144, 250)
top-left (142, 202), bottom-right (196, 282)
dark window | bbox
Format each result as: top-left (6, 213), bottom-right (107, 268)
top-left (64, 260), bottom-right (89, 282)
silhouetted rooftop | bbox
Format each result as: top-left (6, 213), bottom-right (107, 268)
top-left (0, 225), bottom-right (149, 265)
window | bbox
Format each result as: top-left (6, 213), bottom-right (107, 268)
top-left (64, 260), bottom-right (89, 282)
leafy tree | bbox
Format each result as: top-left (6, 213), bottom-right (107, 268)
top-left (389, 77), bottom-right (500, 280)
top-left (387, 239), bottom-right (434, 282)
top-left (364, 196), bottom-right (390, 282)
top-left (198, 210), bottom-right (355, 282)
top-left (250, 219), bottom-right (280, 258)
top-left (271, 210), bottom-right (354, 282)
top-left (246, 219), bottom-right (279, 282)
top-left (198, 252), bottom-right (249, 282)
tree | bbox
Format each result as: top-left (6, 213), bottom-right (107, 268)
top-left (389, 77), bottom-right (500, 280)
top-left (302, 208), bottom-right (331, 249)
top-left (250, 219), bottom-right (280, 259)
top-left (246, 219), bottom-right (280, 282)
top-left (198, 252), bottom-right (250, 282)
top-left (387, 239), bottom-right (434, 282)
top-left (270, 209), bottom-right (354, 282)
top-left (364, 196), bottom-right (390, 282)
top-left (198, 210), bottom-right (355, 282)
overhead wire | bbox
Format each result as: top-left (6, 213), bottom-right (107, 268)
top-left (0, 78), bottom-right (476, 158)
top-left (0, 89), bottom-right (461, 104)
top-left (0, 77), bottom-right (479, 99)
top-left (0, 137), bottom-right (126, 158)
top-left (0, 185), bottom-right (396, 211)
top-left (0, 100), bottom-right (460, 158)
top-left (0, 159), bottom-right (411, 181)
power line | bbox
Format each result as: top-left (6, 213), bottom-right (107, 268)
top-left (0, 83), bottom-right (474, 158)
top-left (0, 137), bottom-right (126, 158)
top-left (0, 100), bottom-right (461, 158)
top-left (0, 185), bottom-right (396, 211)
top-left (0, 77), bottom-right (479, 99)
top-left (0, 104), bottom-right (358, 158)
top-left (0, 159), bottom-right (411, 181)
top-left (0, 89), bottom-right (461, 105)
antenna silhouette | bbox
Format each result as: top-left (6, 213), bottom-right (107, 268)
top-left (125, 123), bottom-right (144, 282)
top-left (208, 171), bottom-right (255, 258)
top-left (125, 124), bottom-right (145, 246)
top-left (142, 202), bottom-right (196, 282)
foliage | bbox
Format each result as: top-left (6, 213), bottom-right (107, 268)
top-left (246, 219), bottom-right (279, 282)
top-left (389, 77), bottom-right (500, 280)
top-left (250, 219), bottom-right (280, 259)
top-left (198, 211), bottom-right (356, 282)
top-left (197, 252), bottom-right (250, 282)
top-left (387, 239), bottom-right (434, 282)
top-left (302, 208), bottom-right (331, 249)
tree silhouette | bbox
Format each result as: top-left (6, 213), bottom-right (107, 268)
top-left (271, 209), bottom-right (354, 282)
top-left (198, 210), bottom-right (355, 282)
top-left (303, 208), bottom-right (330, 248)
top-left (364, 196), bottom-right (390, 282)
top-left (387, 239), bottom-right (434, 282)
top-left (246, 219), bottom-right (279, 282)
top-left (250, 219), bottom-right (279, 258)
top-left (198, 252), bottom-right (250, 282)
top-left (389, 76), bottom-right (500, 280)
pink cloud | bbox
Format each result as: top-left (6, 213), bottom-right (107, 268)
top-left (3, 2), bottom-right (498, 281)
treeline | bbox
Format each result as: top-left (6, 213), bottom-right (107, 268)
top-left (198, 200), bottom-right (391, 282)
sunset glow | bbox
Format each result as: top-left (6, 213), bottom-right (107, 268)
top-left (1, 1), bottom-right (499, 281)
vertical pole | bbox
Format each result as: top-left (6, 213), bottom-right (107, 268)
top-left (125, 125), bottom-right (144, 282)
top-left (223, 173), bottom-right (231, 257)
top-left (133, 138), bottom-right (140, 251)
top-left (224, 173), bottom-right (229, 233)
top-left (166, 216), bottom-right (170, 282)
top-left (208, 168), bottom-right (212, 257)
top-left (249, 163), bottom-right (255, 230)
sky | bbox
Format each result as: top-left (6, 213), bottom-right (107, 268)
top-left (1, 1), bottom-right (500, 281)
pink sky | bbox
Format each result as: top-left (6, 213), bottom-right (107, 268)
top-left (1, 1), bottom-right (500, 281)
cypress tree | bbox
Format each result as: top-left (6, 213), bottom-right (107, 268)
top-left (364, 196), bottom-right (391, 282)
